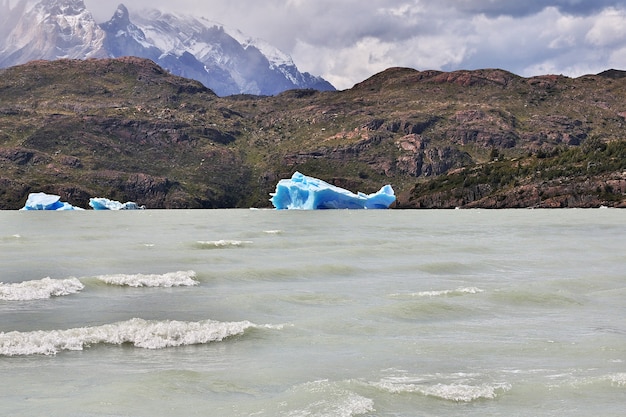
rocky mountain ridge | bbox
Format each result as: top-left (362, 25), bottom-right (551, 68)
top-left (0, 0), bottom-right (335, 96)
top-left (0, 58), bottom-right (624, 209)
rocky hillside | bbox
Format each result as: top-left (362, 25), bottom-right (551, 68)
top-left (0, 58), bottom-right (625, 209)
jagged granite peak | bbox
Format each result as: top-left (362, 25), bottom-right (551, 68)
top-left (126, 8), bottom-right (335, 95)
top-left (103, 3), bottom-right (131, 27)
top-left (0, 1), bottom-right (335, 96)
top-left (100, 3), bottom-right (161, 61)
top-left (36, 0), bottom-right (86, 15)
top-left (0, 0), bottom-right (107, 67)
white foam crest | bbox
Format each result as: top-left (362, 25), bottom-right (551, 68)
top-left (608, 373), bottom-right (626, 387)
top-left (196, 239), bottom-right (253, 248)
top-left (419, 382), bottom-right (510, 402)
top-left (0, 277), bottom-right (84, 301)
top-left (373, 377), bottom-right (510, 402)
top-left (0, 318), bottom-right (262, 356)
top-left (389, 287), bottom-right (484, 298)
top-left (95, 271), bottom-right (198, 287)
top-left (566, 372), bottom-right (626, 388)
top-left (284, 393), bottom-right (374, 417)
top-left (1, 234), bottom-right (21, 239)
top-left (285, 380), bottom-right (375, 417)
top-left (412, 287), bottom-right (484, 297)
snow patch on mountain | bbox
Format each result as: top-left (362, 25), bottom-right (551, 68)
top-left (0, 0), bottom-right (107, 63)
top-left (226, 26), bottom-right (294, 68)
top-left (0, 0), bottom-right (335, 96)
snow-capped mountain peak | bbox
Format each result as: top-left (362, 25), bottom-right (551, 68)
top-left (225, 26), bottom-right (294, 69)
top-left (34, 0), bottom-right (87, 16)
top-left (0, 0), bottom-right (107, 62)
top-left (0, 1), bottom-right (335, 96)
top-left (100, 4), bottom-right (152, 50)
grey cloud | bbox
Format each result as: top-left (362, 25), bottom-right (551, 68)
top-left (80, 0), bottom-right (626, 89)
top-left (442, 0), bottom-right (626, 17)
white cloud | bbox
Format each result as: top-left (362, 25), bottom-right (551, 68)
top-left (608, 46), bottom-right (626, 69)
top-left (585, 7), bottom-right (626, 46)
top-left (292, 37), bottom-right (392, 90)
top-left (79, 1), bottom-right (626, 88)
top-left (292, 30), bottom-right (469, 90)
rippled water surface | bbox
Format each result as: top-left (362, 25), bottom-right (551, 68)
top-left (1, 209), bottom-right (624, 416)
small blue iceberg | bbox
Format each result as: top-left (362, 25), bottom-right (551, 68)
top-left (270, 172), bottom-right (395, 210)
top-left (89, 198), bottom-right (144, 210)
top-left (20, 192), bottom-right (84, 210)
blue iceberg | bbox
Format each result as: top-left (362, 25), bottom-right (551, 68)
top-left (270, 172), bottom-right (395, 210)
top-left (20, 192), bottom-right (84, 210)
top-left (89, 197), bottom-right (144, 210)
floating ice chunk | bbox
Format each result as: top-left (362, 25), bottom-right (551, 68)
top-left (23, 193), bottom-right (60, 210)
top-left (20, 192), bottom-right (84, 210)
top-left (89, 197), bottom-right (144, 210)
top-left (270, 172), bottom-right (395, 210)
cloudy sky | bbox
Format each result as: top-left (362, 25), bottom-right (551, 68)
top-left (82, 0), bottom-right (626, 90)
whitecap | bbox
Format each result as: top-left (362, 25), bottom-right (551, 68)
top-left (418, 382), bottom-right (511, 402)
top-left (372, 375), bottom-right (510, 402)
top-left (415, 287), bottom-right (484, 297)
top-left (0, 318), bottom-right (266, 356)
top-left (0, 277), bottom-right (84, 301)
top-left (284, 392), bottom-right (374, 417)
top-left (284, 380), bottom-right (375, 417)
top-left (94, 271), bottom-right (198, 287)
top-left (195, 239), bottom-right (253, 248)
top-left (608, 373), bottom-right (626, 387)
top-left (390, 287), bottom-right (484, 298)
top-left (567, 372), bottom-right (626, 388)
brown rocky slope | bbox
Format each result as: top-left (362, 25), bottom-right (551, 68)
top-left (0, 58), bottom-right (624, 209)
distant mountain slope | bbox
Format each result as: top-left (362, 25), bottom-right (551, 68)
top-left (0, 58), bottom-right (624, 209)
top-left (0, 0), bottom-right (335, 96)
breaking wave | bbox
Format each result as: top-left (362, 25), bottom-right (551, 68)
top-left (371, 374), bottom-right (511, 402)
top-left (0, 277), bottom-right (84, 301)
top-left (283, 380), bottom-right (375, 417)
top-left (559, 372), bottom-right (626, 389)
top-left (1, 233), bottom-right (21, 240)
top-left (609, 373), bottom-right (626, 387)
top-left (0, 318), bottom-right (276, 356)
top-left (392, 287), bottom-right (484, 298)
top-left (194, 240), bottom-right (253, 249)
top-left (94, 271), bottom-right (198, 287)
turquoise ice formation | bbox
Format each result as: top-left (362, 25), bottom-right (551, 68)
top-left (19, 193), bottom-right (143, 210)
top-left (89, 198), bottom-right (144, 210)
top-left (270, 172), bottom-right (395, 210)
top-left (20, 192), bottom-right (83, 210)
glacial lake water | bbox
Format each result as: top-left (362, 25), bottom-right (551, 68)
top-left (1, 209), bottom-right (624, 416)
